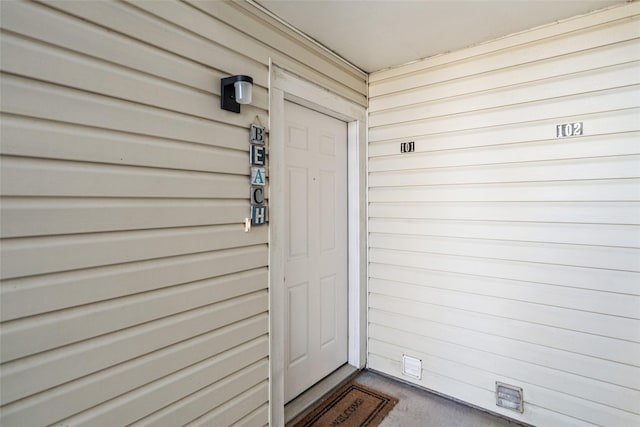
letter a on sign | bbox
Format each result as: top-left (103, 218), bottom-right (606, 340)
top-left (251, 167), bottom-right (266, 186)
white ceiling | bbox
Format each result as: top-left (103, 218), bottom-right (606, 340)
top-left (255, 0), bottom-right (625, 73)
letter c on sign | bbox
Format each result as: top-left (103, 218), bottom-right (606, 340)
top-left (251, 187), bottom-right (264, 205)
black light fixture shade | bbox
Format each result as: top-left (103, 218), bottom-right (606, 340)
top-left (221, 75), bottom-right (253, 113)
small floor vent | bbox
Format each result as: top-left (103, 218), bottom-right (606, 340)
top-left (496, 382), bottom-right (523, 413)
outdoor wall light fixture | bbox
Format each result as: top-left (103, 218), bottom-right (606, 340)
top-left (221, 75), bottom-right (253, 113)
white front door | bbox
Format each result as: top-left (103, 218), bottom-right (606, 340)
top-left (283, 100), bottom-right (349, 403)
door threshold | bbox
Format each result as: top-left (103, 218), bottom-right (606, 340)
top-left (284, 364), bottom-right (360, 425)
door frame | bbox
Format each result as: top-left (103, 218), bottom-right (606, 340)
top-left (269, 64), bottom-right (367, 426)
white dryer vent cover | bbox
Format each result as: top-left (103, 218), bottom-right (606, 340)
top-left (496, 382), bottom-right (524, 413)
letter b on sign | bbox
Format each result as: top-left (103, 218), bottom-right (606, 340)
top-left (250, 124), bottom-right (265, 144)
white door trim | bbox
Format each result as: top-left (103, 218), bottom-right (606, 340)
top-left (269, 64), bottom-right (367, 426)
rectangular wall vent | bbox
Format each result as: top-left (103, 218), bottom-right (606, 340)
top-left (496, 382), bottom-right (524, 413)
top-left (402, 354), bottom-right (422, 379)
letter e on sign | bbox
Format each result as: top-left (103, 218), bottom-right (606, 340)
top-left (250, 144), bottom-right (266, 165)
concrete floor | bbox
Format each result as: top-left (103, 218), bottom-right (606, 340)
top-left (355, 370), bottom-right (521, 427)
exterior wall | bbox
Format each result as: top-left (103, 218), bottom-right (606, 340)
top-left (367, 3), bottom-right (640, 426)
top-left (0, 1), bottom-right (366, 426)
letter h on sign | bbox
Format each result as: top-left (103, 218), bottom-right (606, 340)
top-left (251, 205), bottom-right (267, 225)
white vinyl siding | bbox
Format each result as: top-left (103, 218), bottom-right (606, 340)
top-left (0, 0), bottom-right (365, 426)
top-left (368, 3), bottom-right (640, 426)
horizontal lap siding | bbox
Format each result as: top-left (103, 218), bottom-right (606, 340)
top-left (0, 0), bottom-right (366, 426)
top-left (368, 3), bottom-right (640, 426)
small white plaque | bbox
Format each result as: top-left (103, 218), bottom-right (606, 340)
top-left (402, 354), bottom-right (422, 379)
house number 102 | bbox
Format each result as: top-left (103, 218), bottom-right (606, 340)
top-left (556, 122), bottom-right (583, 138)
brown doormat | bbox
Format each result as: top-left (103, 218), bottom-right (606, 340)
top-left (293, 381), bottom-right (398, 427)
